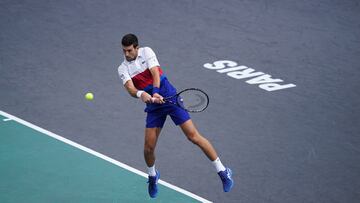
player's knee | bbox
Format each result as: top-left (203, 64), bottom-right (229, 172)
top-left (187, 131), bottom-right (200, 145)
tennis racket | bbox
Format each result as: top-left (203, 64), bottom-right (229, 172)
top-left (163, 88), bottom-right (209, 113)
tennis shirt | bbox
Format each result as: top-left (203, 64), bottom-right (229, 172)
top-left (117, 46), bottom-right (190, 127)
top-left (118, 47), bottom-right (177, 112)
top-left (118, 47), bottom-right (163, 91)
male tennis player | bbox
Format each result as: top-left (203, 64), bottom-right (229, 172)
top-left (118, 33), bottom-right (233, 198)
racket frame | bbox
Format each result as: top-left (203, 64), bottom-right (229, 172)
top-left (163, 88), bottom-right (209, 113)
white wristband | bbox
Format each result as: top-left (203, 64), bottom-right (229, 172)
top-left (136, 90), bottom-right (144, 98)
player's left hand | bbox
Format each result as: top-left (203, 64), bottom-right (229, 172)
top-left (152, 93), bottom-right (165, 104)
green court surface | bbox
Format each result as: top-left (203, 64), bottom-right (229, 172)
top-left (0, 111), bottom-right (210, 203)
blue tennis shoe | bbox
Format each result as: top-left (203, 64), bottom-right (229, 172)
top-left (147, 170), bottom-right (160, 198)
top-left (218, 168), bottom-right (233, 192)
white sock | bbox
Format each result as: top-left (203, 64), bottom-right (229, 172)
top-left (148, 165), bottom-right (156, 177)
top-left (212, 157), bottom-right (226, 172)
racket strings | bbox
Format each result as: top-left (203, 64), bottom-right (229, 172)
top-left (177, 90), bottom-right (208, 112)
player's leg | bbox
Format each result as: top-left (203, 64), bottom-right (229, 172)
top-left (144, 111), bottom-right (166, 198)
top-left (179, 119), bottom-right (218, 161)
top-left (179, 119), bottom-right (234, 192)
top-left (168, 106), bottom-right (218, 161)
top-left (144, 127), bottom-right (161, 198)
top-left (144, 127), bottom-right (161, 168)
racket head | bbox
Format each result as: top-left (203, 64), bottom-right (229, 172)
top-left (176, 88), bottom-right (209, 113)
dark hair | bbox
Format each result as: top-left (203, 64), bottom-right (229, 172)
top-left (121, 33), bottom-right (138, 47)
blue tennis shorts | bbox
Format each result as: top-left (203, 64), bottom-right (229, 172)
top-left (146, 105), bottom-right (191, 128)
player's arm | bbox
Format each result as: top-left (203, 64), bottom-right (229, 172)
top-left (149, 66), bottom-right (161, 90)
top-left (124, 80), bottom-right (152, 103)
top-left (149, 66), bottom-right (164, 104)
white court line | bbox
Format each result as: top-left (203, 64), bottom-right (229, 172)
top-left (0, 110), bottom-right (212, 203)
top-left (3, 118), bottom-right (12, 121)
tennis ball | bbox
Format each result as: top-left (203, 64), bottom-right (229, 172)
top-left (85, 92), bottom-right (94, 101)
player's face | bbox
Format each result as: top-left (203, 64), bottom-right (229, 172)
top-left (123, 45), bottom-right (139, 61)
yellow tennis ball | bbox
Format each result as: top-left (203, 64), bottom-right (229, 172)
top-left (85, 92), bottom-right (94, 100)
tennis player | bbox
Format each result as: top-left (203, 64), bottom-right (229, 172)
top-left (118, 33), bottom-right (233, 198)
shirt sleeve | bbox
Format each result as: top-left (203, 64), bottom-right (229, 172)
top-left (143, 47), bottom-right (160, 69)
top-left (118, 64), bottom-right (131, 85)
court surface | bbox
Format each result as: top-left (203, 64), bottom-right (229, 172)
top-left (1, 0), bottom-right (359, 202)
top-left (0, 111), bottom-right (209, 203)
